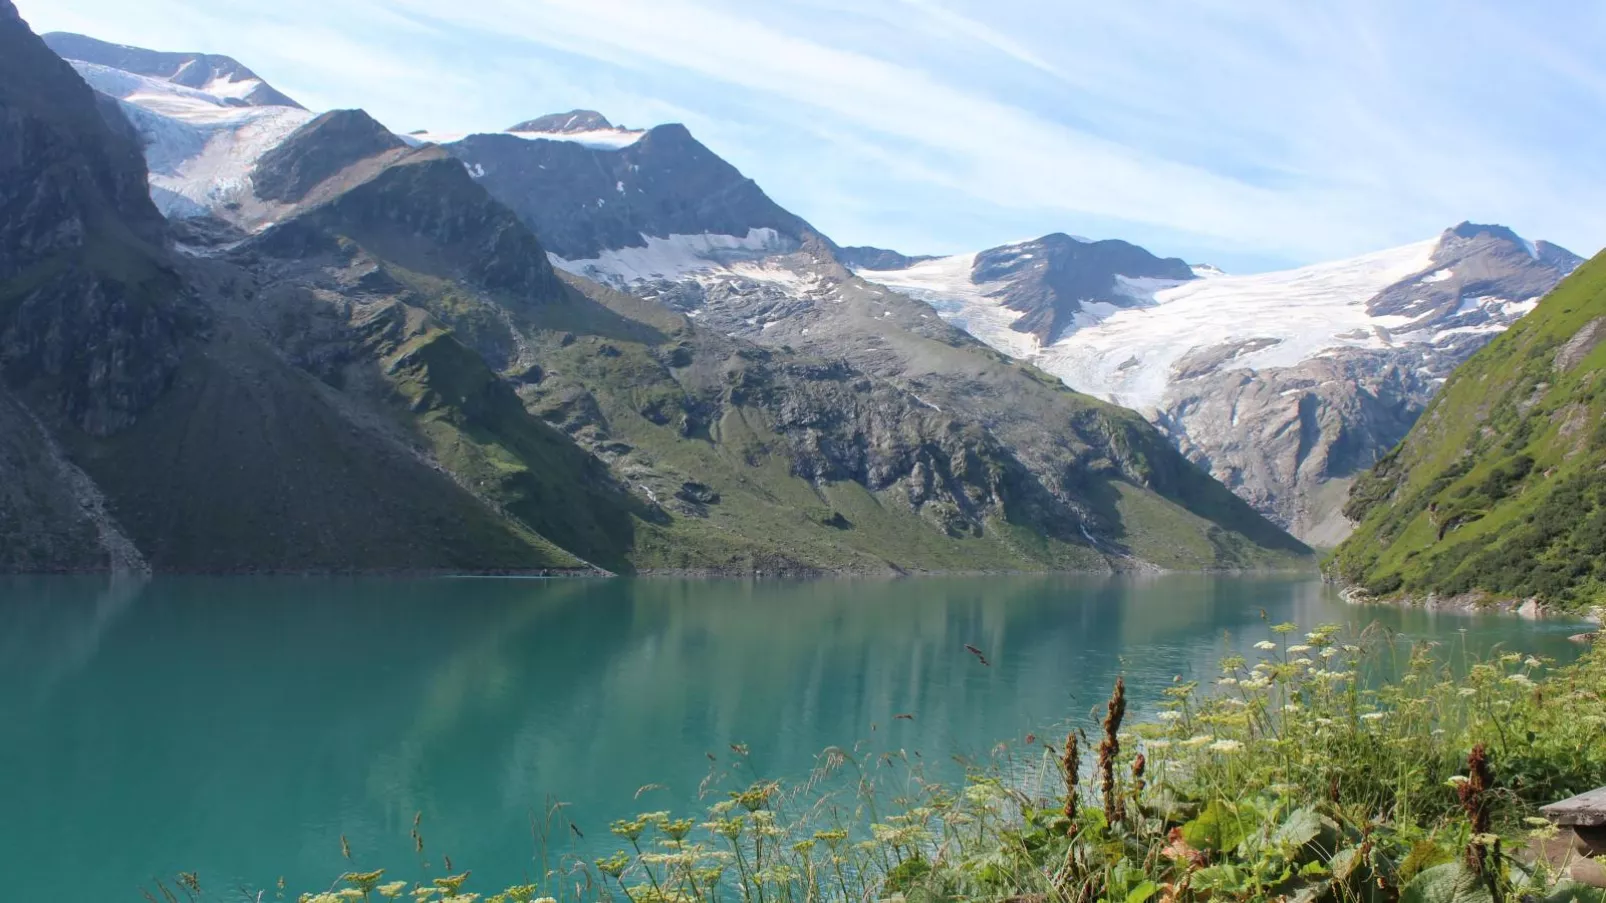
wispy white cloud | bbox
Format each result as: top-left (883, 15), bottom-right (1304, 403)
top-left (14, 0), bottom-right (1606, 270)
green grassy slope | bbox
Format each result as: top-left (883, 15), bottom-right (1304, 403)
top-left (66, 306), bottom-right (582, 574)
top-left (1333, 250), bottom-right (1606, 609)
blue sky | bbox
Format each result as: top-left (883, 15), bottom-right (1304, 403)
top-left (17, 0), bottom-right (1606, 272)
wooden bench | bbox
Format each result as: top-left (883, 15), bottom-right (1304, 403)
top-left (1538, 787), bottom-right (1606, 888)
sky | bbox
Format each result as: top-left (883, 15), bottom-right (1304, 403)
top-left (16, 0), bottom-right (1606, 272)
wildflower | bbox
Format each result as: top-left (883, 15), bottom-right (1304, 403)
top-left (1504, 673), bottom-right (1536, 688)
top-left (433, 875), bottom-right (472, 896)
top-left (1343, 644), bottom-right (1360, 654)
top-left (1360, 712), bottom-right (1386, 722)
top-left (1255, 641), bottom-right (1278, 651)
top-left (1292, 657), bottom-right (1314, 666)
top-left (657, 815), bottom-right (696, 841)
top-left (1209, 739), bottom-right (1244, 754)
top-left (1099, 676), bottom-right (1127, 826)
top-left (611, 817), bottom-right (649, 841)
top-left (812, 829), bottom-right (848, 849)
top-left (1060, 729), bottom-right (1081, 822)
top-left (1524, 656), bottom-right (1542, 668)
top-left (1445, 775), bottom-right (1470, 787)
top-left (733, 783), bottom-right (778, 812)
top-left (1287, 644), bottom-right (1313, 654)
top-left (1218, 677), bottom-right (1238, 686)
top-left (1145, 740), bottom-right (1172, 751)
top-left (1458, 687), bottom-right (1477, 696)
top-left (1157, 710), bottom-right (1183, 722)
top-left (596, 852), bottom-right (632, 879)
top-left (1182, 735), bottom-right (1215, 749)
top-left (1272, 622), bottom-right (1298, 634)
top-left (379, 883), bottom-right (409, 900)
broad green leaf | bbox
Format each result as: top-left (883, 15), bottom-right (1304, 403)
top-left (1400, 862), bottom-right (1495, 903)
top-left (1123, 880), bottom-right (1159, 903)
top-left (1181, 799), bottom-right (1262, 853)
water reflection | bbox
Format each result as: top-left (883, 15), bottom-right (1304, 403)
top-left (0, 575), bottom-right (1586, 900)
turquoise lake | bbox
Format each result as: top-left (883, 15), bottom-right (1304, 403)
top-left (0, 575), bottom-right (1590, 900)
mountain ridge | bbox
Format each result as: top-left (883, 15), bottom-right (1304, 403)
top-left (1332, 248), bottom-right (1606, 610)
top-left (42, 31), bottom-right (303, 109)
top-left (5, 34), bottom-right (1315, 574)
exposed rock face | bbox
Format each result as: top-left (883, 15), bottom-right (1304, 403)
top-left (0, 0), bottom-right (187, 435)
top-left (446, 123), bottom-right (825, 261)
top-left (861, 224), bottom-right (1581, 544)
top-left (1367, 222), bottom-right (1582, 322)
top-left (446, 116), bottom-right (1306, 569)
top-left (508, 110), bottom-right (614, 133)
top-left (36, 36), bottom-right (1310, 572)
top-left (837, 246), bottom-right (938, 271)
top-left (40, 31), bottom-right (303, 109)
top-left (252, 109), bottom-right (405, 203)
top-left (973, 234), bottom-right (1195, 344)
top-left (1153, 224), bottom-right (1583, 544)
top-left (1161, 352), bottom-right (1433, 546)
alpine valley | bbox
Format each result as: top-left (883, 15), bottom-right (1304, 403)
top-left (2, 9), bottom-right (1582, 576)
top-left (1, 10), bottom-right (1315, 576)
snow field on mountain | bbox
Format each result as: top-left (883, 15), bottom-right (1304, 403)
top-left (862, 253), bottom-right (1042, 361)
top-left (548, 229), bottom-right (794, 287)
top-left (404, 127), bottom-right (647, 150)
top-left (70, 61), bottom-right (313, 215)
top-left (866, 239), bottom-right (1452, 413)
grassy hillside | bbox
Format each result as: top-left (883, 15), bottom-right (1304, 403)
top-left (1333, 250), bottom-right (1606, 609)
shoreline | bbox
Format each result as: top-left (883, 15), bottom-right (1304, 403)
top-left (1336, 584), bottom-right (1603, 643)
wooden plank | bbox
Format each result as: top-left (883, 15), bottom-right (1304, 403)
top-left (1543, 787), bottom-right (1606, 827)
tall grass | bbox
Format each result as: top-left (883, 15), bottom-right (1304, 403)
top-left (165, 624), bottom-right (1606, 903)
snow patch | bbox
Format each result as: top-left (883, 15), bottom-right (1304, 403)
top-left (857, 253), bottom-right (1040, 361)
top-left (70, 61), bottom-right (316, 216)
top-left (548, 229), bottom-right (791, 287)
top-left (406, 127), bottom-right (646, 150)
top-left (866, 239), bottom-right (1447, 413)
top-left (1421, 268), bottom-right (1454, 284)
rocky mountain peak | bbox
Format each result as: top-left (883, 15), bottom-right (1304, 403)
top-left (41, 31), bottom-right (303, 109)
top-left (507, 109), bottom-right (614, 133)
top-left (1367, 223), bottom-right (1582, 321)
top-left (447, 120), bottom-right (823, 262)
top-left (252, 108), bottom-right (406, 204)
top-left (838, 246), bottom-right (939, 271)
top-left (971, 233), bottom-right (1196, 344)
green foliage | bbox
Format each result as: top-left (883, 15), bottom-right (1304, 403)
top-left (1334, 249), bottom-right (1606, 610)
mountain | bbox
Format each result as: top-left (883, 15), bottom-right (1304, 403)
top-left (11, 24), bottom-right (1312, 574)
top-left (41, 32), bottom-right (303, 108)
top-left (862, 227), bottom-right (1583, 545)
top-left (1332, 249), bottom-right (1606, 610)
top-left (1, 5), bottom-right (602, 574)
top-left (49, 42), bottom-right (316, 218)
top-left (426, 111), bottom-right (1308, 569)
top-left (837, 246), bottom-right (939, 271)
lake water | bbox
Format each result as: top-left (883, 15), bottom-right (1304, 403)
top-left (0, 575), bottom-right (1589, 900)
